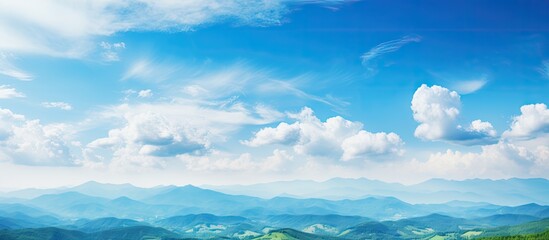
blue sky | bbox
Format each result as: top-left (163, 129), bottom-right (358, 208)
top-left (0, 0), bottom-right (549, 189)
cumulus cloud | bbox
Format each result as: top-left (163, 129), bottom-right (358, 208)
top-left (503, 103), bottom-right (549, 139)
top-left (0, 108), bottom-right (76, 166)
top-left (244, 107), bottom-right (404, 161)
top-left (84, 97), bottom-right (282, 168)
top-left (41, 101), bottom-right (73, 110)
top-left (411, 84), bottom-right (497, 145)
top-left (0, 85), bottom-right (25, 99)
top-left (87, 111), bottom-right (209, 168)
top-left (407, 102), bottom-right (549, 180)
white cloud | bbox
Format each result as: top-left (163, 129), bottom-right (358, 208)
top-left (182, 149), bottom-right (293, 172)
top-left (0, 85), bottom-right (25, 99)
top-left (85, 98), bottom-right (282, 168)
top-left (0, 53), bottom-right (32, 81)
top-left (0, 0), bottom-right (348, 57)
top-left (416, 142), bottom-right (531, 180)
top-left (341, 131), bottom-right (403, 161)
top-left (0, 108), bottom-right (76, 166)
top-left (411, 84), bottom-right (497, 145)
top-left (361, 35), bottom-right (421, 65)
top-left (503, 103), bottom-right (549, 139)
top-left (99, 41), bottom-right (125, 62)
top-left (243, 122), bottom-right (301, 147)
top-left (452, 77), bottom-right (487, 94)
top-left (87, 111), bottom-right (209, 168)
top-left (138, 89), bottom-right (153, 98)
top-left (539, 60), bottom-right (549, 79)
top-left (122, 59), bottom-right (181, 82)
top-left (41, 101), bottom-right (73, 110)
top-left (244, 107), bottom-right (404, 161)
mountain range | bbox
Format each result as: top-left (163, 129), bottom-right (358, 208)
top-left (1, 178), bottom-right (549, 239)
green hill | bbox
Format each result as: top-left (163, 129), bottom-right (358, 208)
top-left (478, 229), bottom-right (549, 240)
top-left (476, 218), bottom-right (549, 238)
top-left (0, 226), bottom-right (180, 240)
top-left (254, 228), bottom-right (343, 240)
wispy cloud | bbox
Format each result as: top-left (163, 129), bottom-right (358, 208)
top-left (0, 53), bottom-right (33, 81)
top-left (360, 35), bottom-right (421, 65)
top-left (0, 1), bottom-right (351, 58)
top-left (539, 60), bottom-right (549, 79)
top-left (0, 85), bottom-right (25, 99)
top-left (41, 102), bottom-right (73, 111)
top-left (452, 77), bottom-right (488, 94)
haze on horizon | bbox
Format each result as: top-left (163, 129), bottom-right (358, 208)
top-left (1, 0), bottom-right (549, 190)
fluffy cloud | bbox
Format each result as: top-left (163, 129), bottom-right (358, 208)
top-left (85, 97), bottom-right (282, 168)
top-left (0, 85), bottom-right (25, 99)
top-left (244, 107), bottom-right (404, 161)
top-left (87, 111), bottom-right (209, 168)
top-left (503, 103), bottom-right (549, 139)
top-left (0, 108), bottom-right (76, 166)
top-left (41, 101), bottom-right (73, 110)
top-left (411, 84), bottom-right (497, 145)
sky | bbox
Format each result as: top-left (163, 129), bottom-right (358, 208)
top-left (0, 0), bottom-right (549, 190)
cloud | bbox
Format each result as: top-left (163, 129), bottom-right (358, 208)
top-left (0, 85), bottom-right (25, 99)
top-left (539, 60), bottom-right (549, 79)
top-left (361, 35), bottom-right (421, 65)
top-left (87, 111), bottom-right (210, 169)
top-left (0, 108), bottom-right (76, 166)
top-left (503, 103), bottom-right (549, 139)
top-left (138, 89), bottom-right (153, 98)
top-left (0, 53), bottom-right (32, 81)
top-left (415, 142), bottom-right (535, 180)
top-left (244, 107), bottom-right (404, 161)
top-left (99, 41), bottom-right (125, 62)
top-left (122, 59), bottom-right (181, 82)
top-left (181, 149), bottom-right (294, 172)
top-left (411, 84), bottom-right (497, 145)
top-left (41, 102), bottom-right (73, 110)
top-left (84, 97), bottom-right (283, 168)
top-left (452, 77), bottom-right (488, 94)
top-left (0, 0), bottom-right (349, 57)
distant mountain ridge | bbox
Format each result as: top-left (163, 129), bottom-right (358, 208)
top-left (205, 177), bottom-right (549, 206)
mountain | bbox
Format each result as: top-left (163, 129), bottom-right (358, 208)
top-left (0, 227), bottom-right (88, 240)
top-left (69, 181), bottom-right (176, 200)
top-left (254, 228), bottom-right (342, 240)
top-left (29, 192), bottom-right (109, 210)
top-left (338, 221), bottom-right (400, 239)
top-left (156, 214), bottom-right (251, 229)
top-left (472, 214), bottom-right (540, 227)
top-left (474, 218), bottom-right (549, 238)
top-left (144, 185), bottom-right (263, 215)
top-left (0, 226), bottom-right (180, 240)
top-left (69, 217), bottom-right (149, 233)
top-left (0, 203), bottom-right (58, 218)
top-left (207, 177), bottom-right (549, 205)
